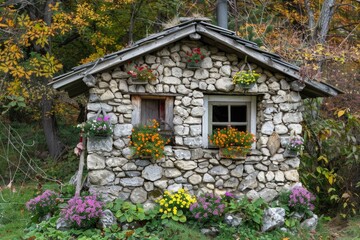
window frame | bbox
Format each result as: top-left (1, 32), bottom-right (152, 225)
top-left (202, 95), bottom-right (257, 148)
top-left (131, 95), bottom-right (174, 130)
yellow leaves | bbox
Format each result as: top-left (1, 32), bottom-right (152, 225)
top-left (30, 53), bottom-right (63, 78)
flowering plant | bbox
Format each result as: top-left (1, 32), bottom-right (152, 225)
top-left (61, 195), bottom-right (103, 228)
top-left (77, 115), bottom-right (112, 137)
top-left (26, 190), bottom-right (59, 218)
top-left (127, 65), bottom-right (156, 81)
top-left (130, 119), bottom-right (170, 160)
top-left (232, 70), bottom-right (260, 85)
top-left (288, 186), bottom-right (315, 214)
top-left (189, 193), bottom-right (225, 222)
top-left (209, 127), bottom-right (256, 156)
top-left (157, 188), bottom-right (196, 222)
top-left (287, 135), bottom-right (304, 152)
top-left (186, 48), bottom-right (205, 64)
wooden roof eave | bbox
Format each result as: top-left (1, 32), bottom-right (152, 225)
top-left (50, 24), bottom-right (197, 91)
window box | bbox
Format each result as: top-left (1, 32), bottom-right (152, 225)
top-left (238, 82), bottom-right (255, 90)
top-left (187, 62), bottom-right (201, 69)
top-left (130, 78), bottom-right (148, 85)
top-left (219, 147), bottom-right (247, 160)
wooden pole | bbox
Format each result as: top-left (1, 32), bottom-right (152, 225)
top-left (75, 136), bottom-right (86, 196)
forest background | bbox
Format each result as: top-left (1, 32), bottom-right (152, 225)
top-left (0, 0), bottom-right (359, 227)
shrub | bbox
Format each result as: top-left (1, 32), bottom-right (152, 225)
top-left (61, 195), bottom-right (103, 228)
top-left (26, 190), bottom-right (59, 218)
top-left (186, 48), bottom-right (205, 64)
top-left (157, 188), bottom-right (196, 222)
top-left (288, 186), bottom-right (315, 215)
top-left (189, 192), bottom-right (225, 222)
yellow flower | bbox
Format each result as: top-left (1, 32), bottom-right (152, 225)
top-left (159, 208), bottom-right (163, 212)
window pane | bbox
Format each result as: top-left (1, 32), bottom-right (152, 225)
top-left (231, 105), bottom-right (247, 122)
top-left (213, 105), bottom-right (228, 122)
top-left (232, 125), bottom-right (247, 132)
top-left (141, 99), bottom-right (165, 125)
top-left (212, 125), bottom-right (227, 133)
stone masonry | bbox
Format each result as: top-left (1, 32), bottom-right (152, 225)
top-left (85, 40), bottom-right (303, 204)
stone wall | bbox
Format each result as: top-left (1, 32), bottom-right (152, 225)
top-left (85, 40), bottom-right (303, 204)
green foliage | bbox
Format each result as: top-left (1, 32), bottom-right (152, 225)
top-left (107, 199), bottom-right (147, 223)
top-left (150, 220), bottom-right (208, 240)
top-left (300, 99), bottom-right (360, 218)
top-left (227, 197), bottom-right (267, 230)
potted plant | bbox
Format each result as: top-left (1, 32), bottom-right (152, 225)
top-left (284, 134), bottom-right (304, 157)
top-left (186, 48), bottom-right (205, 68)
top-left (77, 115), bottom-right (113, 138)
top-left (232, 69), bottom-right (260, 89)
top-left (130, 119), bottom-right (170, 161)
top-left (127, 65), bottom-right (156, 84)
top-left (209, 127), bottom-right (256, 159)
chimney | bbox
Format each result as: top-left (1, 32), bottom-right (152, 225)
top-left (217, 0), bottom-right (228, 29)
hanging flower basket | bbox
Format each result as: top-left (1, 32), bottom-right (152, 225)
top-left (233, 62), bottom-right (260, 90)
top-left (127, 65), bottom-right (156, 83)
top-left (187, 61), bottom-right (202, 69)
top-left (284, 148), bottom-right (298, 158)
top-left (77, 113), bottom-right (113, 138)
top-left (186, 48), bottom-right (204, 69)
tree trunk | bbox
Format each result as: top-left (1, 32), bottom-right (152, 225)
top-left (313, 0), bottom-right (336, 44)
top-left (42, 97), bottom-right (64, 159)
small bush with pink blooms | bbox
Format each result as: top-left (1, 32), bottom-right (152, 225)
top-left (288, 186), bottom-right (316, 215)
top-left (189, 193), bottom-right (225, 222)
top-left (26, 190), bottom-right (59, 218)
top-left (61, 195), bottom-right (103, 229)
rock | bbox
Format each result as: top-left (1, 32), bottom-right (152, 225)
top-left (209, 166), bottom-right (229, 175)
top-left (258, 188), bottom-right (278, 202)
top-left (164, 168), bottom-right (182, 178)
top-left (142, 165), bottom-right (163, 181)
top-left (167, 183), bottom-right (183, 192)
top-left (98, 209), bottom-right (117, 229)
top-left (119, 177), bottom-right (144, 187)
top-left (56, 217), bottom-right (71, 231)
top-left (267, 132), bottom-right (281, 156)
top-left (162, 76), bottom-right (181, 85)
top-left (201, 227), bottom-right (219, 237)
top-left (215, 77), bottom-right (234, 92)
top-left (194, 69), bottom-right (209, 79)
top-left (203, 173), bottom-right (215, 183)
top-left (87, 137), bottom-right (113, 152)
top-left (190, 107), bottom-right (205, 117)
top-left (174, 149), bottom-right (191, 160)
top-left (88, 170), bottom-right (115, 185)
top-left (261, 121), bottom-right (275, 135)
top-left (224, 177), bottom-right (239, 188)
top-left (188, 174), bottom-right (202, 185)
top-left (106, 157), bottom-right (128, 168)
top-left (175, 160), bottom-right (197, 170)
top-left (230, 165), bottom-right (244, 177)
top-left (114, 124), bottom-right (133, 137)
top-left (261, 207), bottom-right (286, 232)
top-left (246, 190), bottom-right (260, 200)
top-left (300, 214), bottom-right (318, 231)
top-left (224, 213), bottom-right (243, 227)
top-left (87, 154), bottom-right (106, 170)
top-left (284, 170), bottom-right (299, 181)
top-left (283, 112), bottom-right (303, 123)
top-left (239, 172), bottom-right (258, 191)
top-left (275, 171), bottom-right (285, 182)
top-left (130, 188), bottom-right (147, 204)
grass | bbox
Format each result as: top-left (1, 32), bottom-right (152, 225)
top-left (0, 183), bottom-right (58, 240)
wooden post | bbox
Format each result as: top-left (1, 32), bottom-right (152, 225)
top-left (75, 136), bottom-right (86, 196)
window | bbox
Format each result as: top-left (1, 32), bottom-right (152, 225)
top-left (131, 96), bottom-right (174, 130)
top-left (202, 95), bottom-right (256, 148)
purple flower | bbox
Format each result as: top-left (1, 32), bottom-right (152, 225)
top-left (61, 195), bottom-right (103, 229)
top-left (26, 190), bottom-right (58, 217)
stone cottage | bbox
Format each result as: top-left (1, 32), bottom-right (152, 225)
top-left (51, 19), bottom-right (341, 204)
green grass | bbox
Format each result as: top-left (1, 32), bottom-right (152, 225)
top-left (0, 183), bottom-right (58, 240)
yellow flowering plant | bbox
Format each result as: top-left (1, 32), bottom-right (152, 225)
top-left (232, 70), bottom-right (260, 86)
top-left (130, 119), bottom-right (170, 160)
top-left (209, 127), bottom-right (256, 157)
top-left (156, 188), bottom-right (196, 222)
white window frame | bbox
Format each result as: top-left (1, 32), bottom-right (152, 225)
top-left (202, 95), bottom-right (257, 148)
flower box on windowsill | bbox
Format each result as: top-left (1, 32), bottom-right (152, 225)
top-left (187, 62), bottom-right (202, 69)
top-left (130, 78), bottom-right (148, 85)
top-left (219, 147), bottom-right (248, 160)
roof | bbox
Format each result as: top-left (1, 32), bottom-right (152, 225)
top-left (50, 19), bottom-right (343, 98)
